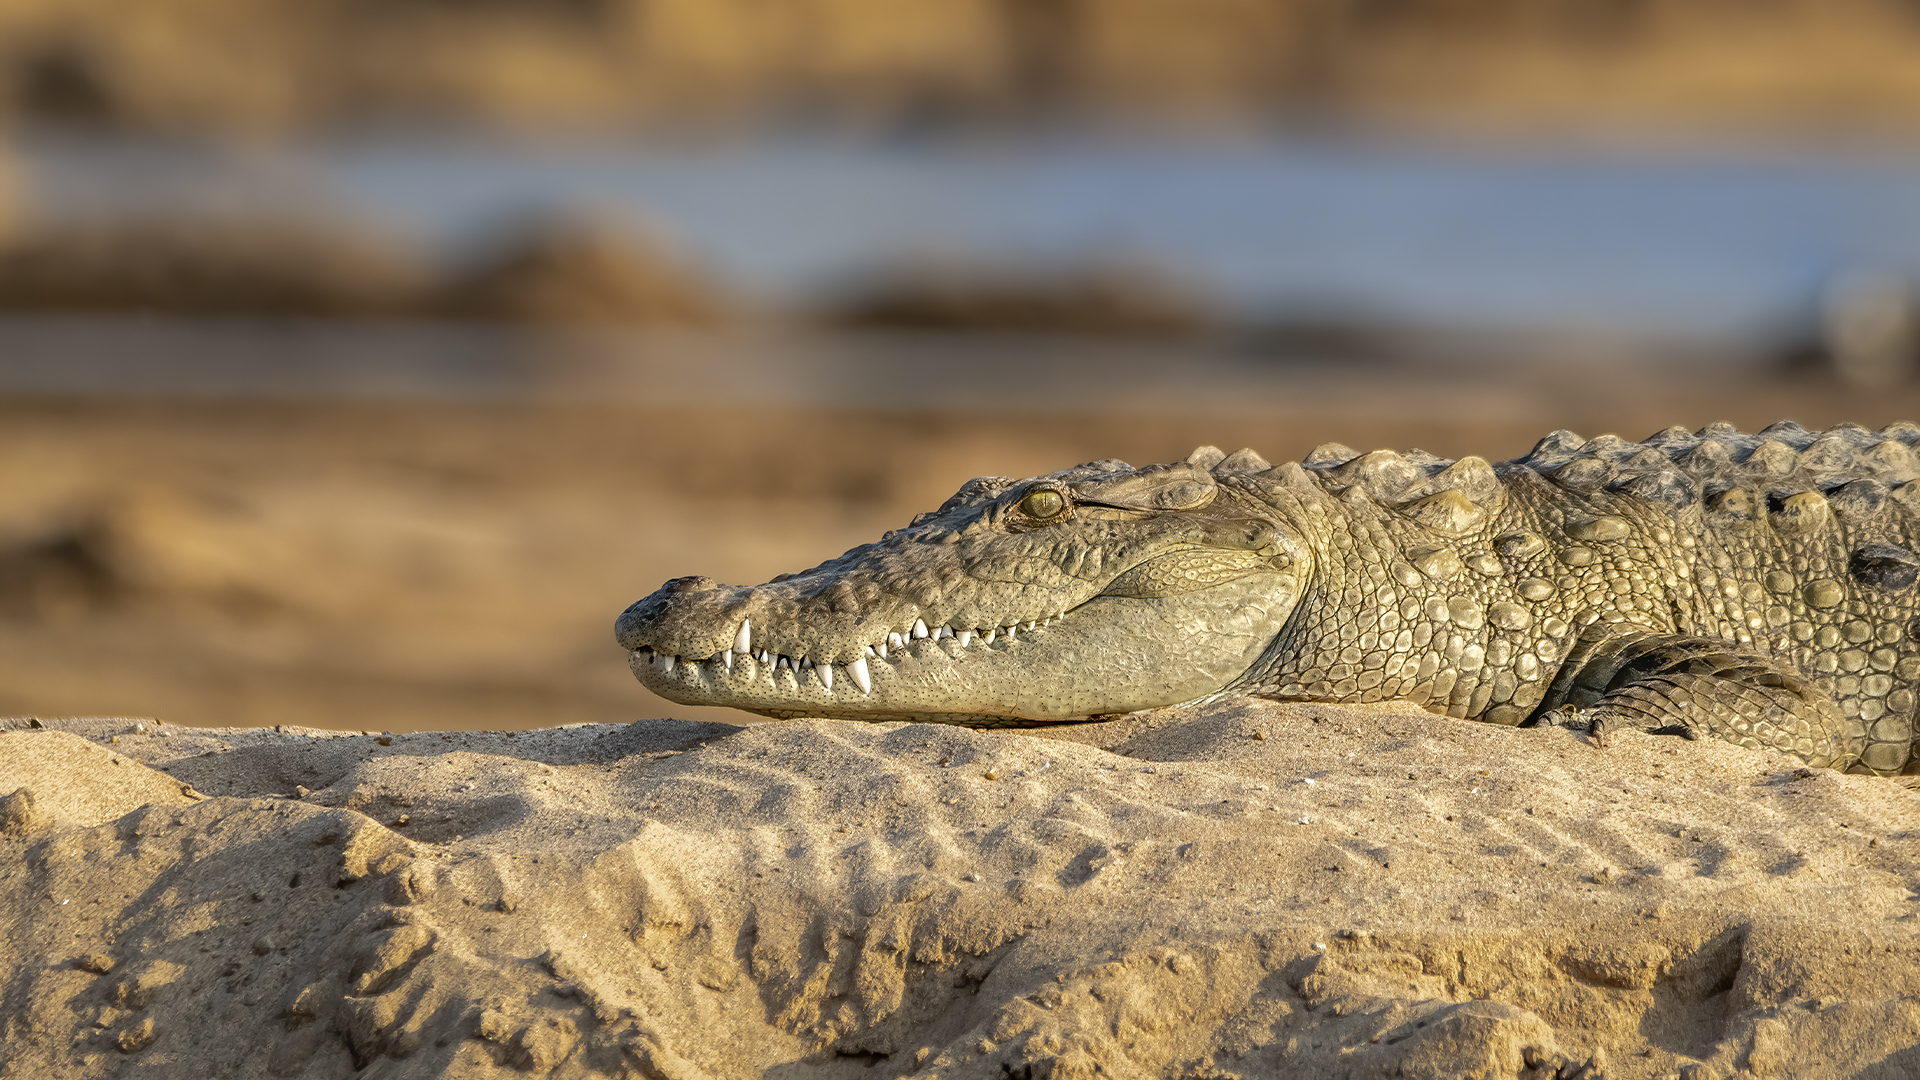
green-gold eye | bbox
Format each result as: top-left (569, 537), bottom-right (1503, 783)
top-left (1021, 489), bottom-right (1067, 519)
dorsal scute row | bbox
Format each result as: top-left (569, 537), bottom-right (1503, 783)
top-left (1505, 422), bottom-right (1920, 524)
top-left (1205, 440), bottom-right (1508, 537)
top-left (1179, 422), bottom-right (1920, 539)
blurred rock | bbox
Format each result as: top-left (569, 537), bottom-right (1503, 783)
top-left (827, 264), bottom-right (1209, 337)
top-left (0, 523), bottom-right (124, 621)
top-left (11, 39), bottom-right (125, 128)
top-left (1821, 271), bottom-right (1919, 388)
top-left (437, 212), bottom-right (728, 326)
top-left (0, 210), bottom-right (736, 325)
top-left (0, 218), bottom-right (433, 318)
top-left (0, 150), bottom-right (17, 240)
top-left (1779, 270), bottom-right (1920, 388)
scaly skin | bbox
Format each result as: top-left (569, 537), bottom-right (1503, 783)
top-left (616, 422), bottom-right (1920, 775)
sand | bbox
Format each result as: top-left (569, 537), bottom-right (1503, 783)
top-left (3, 699), bottom-right (1917, 1079)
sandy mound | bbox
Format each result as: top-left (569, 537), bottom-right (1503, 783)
top-left (3, 699), bottom-right (1918, 1078)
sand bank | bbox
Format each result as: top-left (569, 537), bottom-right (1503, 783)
top-left (3, 699), bottom-right (1917, 1078)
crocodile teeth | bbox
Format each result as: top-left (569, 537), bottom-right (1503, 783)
top-left (1024, 620), bottom-right (1037, 632)
top-left (863, 645), bottom-right (877, 659)
top-left (656, 653), bottom-right (676, 675)
top-left (817, 663), bottom-right (833, 690)
top-left (912, 619), bottom-right (930, 639)
top-left (876, 641), bottom-right (889, 659)
top-left (846, 657), bottom-right (872, 693)
top-left (888, 632), bottom-right (904, 650)
top-left (719, 650), bottom-right (732, 670)
top-left (933, 624), bottom-right (953, 640)
top-left (956, 629), bottom-right (973, 647)
top-left (757, 649), bottom-right (772, 665)
top-left (734, 620), bottom-right (752, 654)
top-left (984, 627), bottom-right (997, 644)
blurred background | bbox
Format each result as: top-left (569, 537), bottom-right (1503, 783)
top-left (7, 0), bottom-right (1920, 731)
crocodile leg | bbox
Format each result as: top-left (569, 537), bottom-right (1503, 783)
top-left (1535, 623), bottom-right (1862, 771)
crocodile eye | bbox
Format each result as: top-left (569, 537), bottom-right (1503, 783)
top-left (1021, 489), bottom-right (1067, 519)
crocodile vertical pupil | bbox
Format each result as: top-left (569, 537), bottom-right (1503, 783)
top-left (1022, 489), bottom-right (1066, 518)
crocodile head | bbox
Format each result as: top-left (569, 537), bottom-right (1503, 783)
top-left (614, 450), bottom-right (1310, 724)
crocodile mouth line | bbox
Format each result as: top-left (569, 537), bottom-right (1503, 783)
top-left (630, 611), bottom-right (1070, 697)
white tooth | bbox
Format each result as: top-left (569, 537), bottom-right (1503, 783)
top-left (775, 656), bottom-right (788, 671)
top-left (912, 619), bottom-right (929, 639)
top-left (933, 624), bottom-right (951, 640)
top-left (734, 620), bottom-right (752, 654)
top-left (877, 641), bottom-right (889, 659)
top-left (984, 627), bottom-right (997, 644)
top-left (864, 645), bottom-right (877, 659)
top-left (846, 657), bottom-right (872, 693)
top-left (758, 649), bottom-right (772, 665)
top-left (1024, 621), bottom-right (1037, 632)
top-left (956, 629), bottom-right (973, 647)
top-left (657, 653), bottom-right (676, 674)
top-left (888, 632), bottom-right (904, 649)
top-left (818, 664), bottom-right (833, 690)
top-left (720, 650), bottom-right (733, 670)
top-left (1004, 624), bottom-right (1017, 640)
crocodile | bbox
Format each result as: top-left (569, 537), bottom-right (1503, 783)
top-left (615, 421), bottom-right (1920, 775)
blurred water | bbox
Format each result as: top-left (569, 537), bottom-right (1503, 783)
top-left (14, 131), bottom-right (1920, 343)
